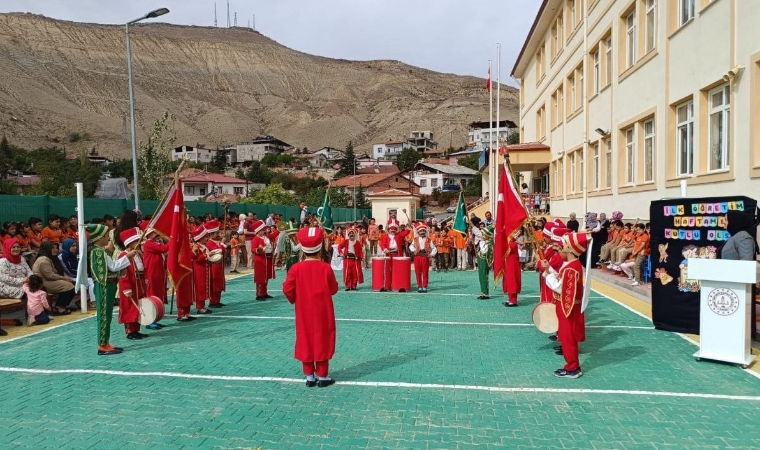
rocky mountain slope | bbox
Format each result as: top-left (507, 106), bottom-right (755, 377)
top-left (0, 13), bottom-right (518, 157)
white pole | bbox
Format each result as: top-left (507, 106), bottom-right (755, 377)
top-left (489, 59), bottom-right (494, 215)
top-left (680, 179), bottom-right (687, 198)
top-left (126, 22), bottom-right (140, 213)
top-left (76, 183), bottom-right (88, 314)
top-left (496, 44), bottom-right (501, 219)
top-left (582, 0), bottom-right (589, 218)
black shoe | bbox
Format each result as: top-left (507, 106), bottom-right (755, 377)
top-left (196, 308), bottom-right (212, 314)
top-left (305, 379), bottom-right (317, 388)
top-left (477, 295), bottom-right (490, 300)
top-left (177, 316), bottom-right (193, 322)
top-left (255, 297), bottom-right (266, 301)
top-left (549, 334), bottom-right (558, 341)
top-left (126, 333), bottom-right (142, 340)
top-left (554, 348), bottom-right (563, 355)
top-left (217, 303), bottom-right (226, 307)
top-left (554, 368), bottom-right (583, 378)
top-left (208, 304), bottom-right (223, 309)
top-left (503, 302), bottom-right (518, 307)
top-left (264, 295), bottom-right (273, 299)
top-left (137, 333), bottom-right (149, 338)
top-left (98, 348), bottom-right (122, 355)
top-left (345, 288), bottom-right (351, 291)
top-left (317, 378), bottom-right (336, 388)
top-left (553, 346), bottom-right (562, 351)
top-left (112, 347), bottom-right (123, 352)
top-left (0, 328), bottom-right (7, 336)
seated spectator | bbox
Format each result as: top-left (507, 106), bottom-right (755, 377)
top-left (1, 221), bottom-right (17, 245)
top-left (566, 213), bottom-right (579, 232)
top-left (103, 214), bottom-right (116, 230)
top-left (41, 213), bottom-right (64, 244)
top-left (27, 217), bottom-right (43, 253)
top-left (620, 223), bottom-right (650, 286)
top-left (24, 274), bottom-right (52, 326)
top-left (62, 215), bottom-right (78, 240)
top-left (32, 241), bottom-right (75, 315)
top-left (0, 238), bottom-right (34, 336)
top-left (59, 238), bottom-right (95, 306)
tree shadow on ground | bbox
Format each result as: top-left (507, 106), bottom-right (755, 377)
top-left (331, 346), bottom-right (434, 381)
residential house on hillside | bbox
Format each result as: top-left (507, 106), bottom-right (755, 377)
top-left (467, 120), bottom-right (518, 153)
top-left (293, 152), bottom-right (328, 168)
top-left (448, 148), bottom-right (482, 166)
top-left (180, 172), bottom-right (249, 201)
top-left (412, 162), bottom-right (478, 195)
top-left (407, 131), bottom-right (437, 152)
top-left (172, 145), bottom-right (217, 163)
top-left (313, 147), bottom-right (344, 160)
top-left (235, 136), bottom-right (291, 165)
top-left (357, 158), bottom-right (397, 174)
top-left (331, 172), bottom-right (420, 196)
top-left (372, 140), bottom-right (406, 159)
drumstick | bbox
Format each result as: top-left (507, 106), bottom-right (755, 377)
top-left (169, 286), bottom-right (175, 315)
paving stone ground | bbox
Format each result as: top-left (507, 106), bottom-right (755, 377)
top-left (1, 268), bottom-right (760, 449)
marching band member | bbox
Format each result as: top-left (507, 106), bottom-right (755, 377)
top-left (409, 223), bottom-right (437, 293)
top-left (251, 220), bottom-right (277, 300)
top-left (386, 211), bottom-right (400, 230)
top-left (191, 225), bottom-right (212, 315)
top-left (502, 228), bottom-right (523, 307)
top-left (379, 223), bottom-right (410, 283)
top-left (117, 227), bottom-right (148, 340)
top-left (87, 224), bottom-right (135, 355)
top-left (204, 220), bottom-right (227, 309)
top-left (282, 222), bottom-right (301, 272)
top-left (338, 227), bottom-right (364, 290)
top-left (542, 232), bottom-right (589, 379)
top-left (140, 221), bottom-right (168, 329)
top-left (476, 226), bottom-right (494, 299)
top-left (283, 226), bottom-right (339, 388)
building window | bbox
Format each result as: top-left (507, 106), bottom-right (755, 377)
top-left (568, 74), bottom-right (576, 113)
top-left (200, 188), bottom-right (206, 196)
top-left (593, 50), bottom-right (600, 94)
top-left (605, 35), bottom-right (613, 85)
top-left (644, 119), bottom-right (655, 182)
top-left (569, 0), bottom-right (577, 32)
top-left (578, 65), bottom-right (584, 108)
top-left (559, 159), bottom-right (564, 195)
top-left (709, 84), bottom-right (730, 171)
top-left (537, 105), bottom-right (546, 139)
top-left (553, 161), bottom-right (559, 195)
top-left (233, 187), bottom-right (243, 195)
top-left (431, 178), bottom-right (438, 187)
top-left (679, 0), bottom-right (694, 26)
top-left (570, 152), bottom-right (576, 193)
top-left (551, 91), bottom-right (559, 127)
top-left (676, 101), bottom-right (694, 175)
top-left (626, 10), bottom-right (637, 69)
top-left (420, 179), bottom-right (427, 187)
top-left (625, 127), bottom-right (636, 185)
top-left (593, 143), bottom-right (600, 190)
top-left (605, 138), bottom-right (612, 188)
top-left (579, 150), bottom-right (584, 190)
top-left (645, 0), bottom-right (656, 53)
top-left (184, 186), bottom-right (195, 195)
top-left (536, 44), bottom-right (545, 83)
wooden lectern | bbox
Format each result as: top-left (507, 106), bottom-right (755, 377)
top-left (688, 258), bottom-right (759, 368)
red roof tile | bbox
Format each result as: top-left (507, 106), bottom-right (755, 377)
top-left (182, 173), bottom-right (247, 184)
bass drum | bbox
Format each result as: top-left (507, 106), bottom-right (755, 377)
top-left (531, 302), bottom-right (558, 334)
top-left (138, 295), bottom-right (165, 326)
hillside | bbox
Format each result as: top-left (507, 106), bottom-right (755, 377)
top-left (0, 13), bottom-right (518, 157)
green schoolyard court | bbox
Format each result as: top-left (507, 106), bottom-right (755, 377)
top-left (1, 268), bottom-right (759, 449)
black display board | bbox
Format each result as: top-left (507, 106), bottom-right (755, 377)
top-left (650, 196), bottom-right (758, 334)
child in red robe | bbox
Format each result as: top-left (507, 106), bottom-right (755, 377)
top-left (118, 227), bottom-right (148, 340)
top-left (251, 220), bottom-right (277, 300)
top-left (191, 225), bottom-right (212, 315)
top-left (337, 227), bottom-right (364, 290)
top-left (283, 226), bottom-right (339, 388)
top-left (409, 223), bottom-right (437, 293)
top-left (140, 221), bottom-right (168, 329)
top-left (204, 220), bottom-right (227, 308)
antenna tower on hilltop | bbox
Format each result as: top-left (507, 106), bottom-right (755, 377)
top-left (226, 0), bottom-right (230, 27)
top-left (214, 2), bottom-right (217, 27)
top-left (252, 14), bottom-right (256, 30)
top-left (234, 12), bottom-right (237, 27)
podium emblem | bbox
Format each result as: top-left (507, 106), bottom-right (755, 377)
top-left (707, 288), bottom-right (740, 316)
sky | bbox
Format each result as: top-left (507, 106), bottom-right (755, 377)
top-left (0, 0), bottom-right (541, 85)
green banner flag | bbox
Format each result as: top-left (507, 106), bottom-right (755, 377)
top-left (317, 189), bottom-right (334, 233)
top-left (452, 192), bottom-right (468, 235)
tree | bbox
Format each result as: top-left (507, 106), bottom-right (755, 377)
top-left (235, 168), bottom-right (246, 180)
top-left (336, 141), bottom-right (358, 178)
top-left (0, 135), bottom-right (11, 175)
top-left (395, 147), bottom-right (421, 173)
top-left (29, 147), bottom-right (101, 197)
top-left (243, 160), bottom-right (271, 185)
top-left (354, 184), bottom-right (369, 209)
top-left (209, 149), bottom-right (228, 173)
top-left (507, 131), bottom-right (520, 145)
top-left (137, 112), bottom-right (176, 200)
top-left (457, 153), bottom-right (480, 171)
top-left (107, 159), bottom-right (135, 182)
top-left (241, 183), bottom-right (297, 205)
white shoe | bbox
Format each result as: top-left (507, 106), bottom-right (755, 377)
top-left (631, 281), bottom-right (641, 286)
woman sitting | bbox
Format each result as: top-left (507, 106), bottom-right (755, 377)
top-left (0, 238), bottom-right (34, 336)
top-left (59, 238), bottom-right (95, 308)
top-left (32, 241), bottom-right (75, 315)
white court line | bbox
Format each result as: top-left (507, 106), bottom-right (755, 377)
top-left (0, 366), bottom-right (757, 402)
top-left (0, 315), bottom-right (94, 345)
top-left (198, 314), bottom-right (654, 329)
top-left (225, 289), bottom-right (606, 300)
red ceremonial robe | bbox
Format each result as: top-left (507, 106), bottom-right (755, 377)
top-left (118, 253), bottom-right (147, 334)
top-left (379, 230), bottom-right (410, 257)
top-left (337, 238), bottom-right (364, 289)
top-left (502, 239), bottom-right (522, 296)
top-left (283, 259), bottom-right (339, 363)
top-left (206, 239), bottom-right (227, 305)
top-left (550, 258), bottom-right (586, 371)
top-left (142, 239), bottom-right (169, 304)
top-left (252, 233), bottom-right (276, 297)
top-left (192, 244), bottom-right (209, 308)
top-left (537, 245), bottom-right (563, 303)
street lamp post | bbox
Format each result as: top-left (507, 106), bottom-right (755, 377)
top-left (353, 156), bottom-right (356, 221)
top-left (126, 7), bottom-right (170, 212)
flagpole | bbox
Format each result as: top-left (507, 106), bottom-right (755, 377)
top-left (496, 43), bottom-right (501, 220)
top-left (488, 59), bottom-right (494, 216)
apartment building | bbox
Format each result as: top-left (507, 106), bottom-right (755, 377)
top-left (511, 0), bottom-right (760, 220)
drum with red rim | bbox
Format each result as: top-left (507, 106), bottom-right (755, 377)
top-left (391, 256), bottom-right (411, 292)
top-left (138, 295), bottom-right (165, 325)
top-left (532, 302), bottom-right (558, 333)
top-left (371, 257), bottom-right (391, 291)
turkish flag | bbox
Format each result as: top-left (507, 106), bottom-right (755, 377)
top-left (493, 164), bottom-right (528, 283)
top-left (148, 180), bottom-right (192, 287)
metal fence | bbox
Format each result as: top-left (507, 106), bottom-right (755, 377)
top-left (0, 195), bottom-right (371, 225)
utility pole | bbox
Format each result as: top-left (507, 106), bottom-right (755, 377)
top-left (226, 0), bottom-right (230, 27)
top-left (234, 12), bottom-right (237, 27)
top-left (252, 14), bottom-right (255, 30)
top-left (214, 2), bottom-right (217, 27)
